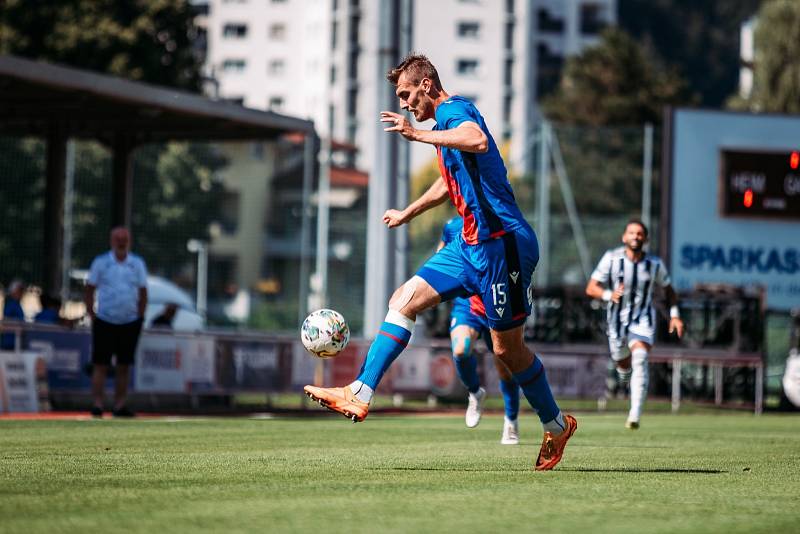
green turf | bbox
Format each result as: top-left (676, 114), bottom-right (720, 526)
top-left (1, 413), bottom-right (798, 534)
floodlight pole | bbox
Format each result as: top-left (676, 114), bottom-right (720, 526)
top-left (61, 140), bottom-right (76, 303)
top-left (315, 135), bottom-right (331, 310)
top-left (394, 0), bottom-right (413, 290)
top-left (187, 239), bottom-right (208, 319)
top-left (364, 0), bottom-right (402, 337)
top-left (536, 121), bottom-right (551, 288)
top-left (641, 122), bottom-right (654, 231)
top-left (298, 133), bottom-right (315, 323)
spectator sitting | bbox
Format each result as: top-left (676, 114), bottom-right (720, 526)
top-left (151, 303), bottom-right (178, 329)
top-left (2, 279), bottom-right (26, 350)
top-left (35, 294), bottom-right (62, 325)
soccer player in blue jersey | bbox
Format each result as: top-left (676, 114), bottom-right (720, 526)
top-left (305, 54), bottom-right (576, 470)
top-left (439, 216), bottom-right (522, 444)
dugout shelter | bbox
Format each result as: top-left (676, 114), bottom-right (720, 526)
top-left (0, 54), bottom-right (315, 298)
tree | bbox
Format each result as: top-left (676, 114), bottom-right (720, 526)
top-left (0, 0), bottom-right (202, 91)
top-left (68, 143), bottom-right (226, 282)
top-left (619, 0), bottom-right (763, 108)
top-left (0, 1), bottom-right (223, 294)
top-left (732, 0), bottom-right (800, 114)
top-left (542, 28), bottom-right (689, 126)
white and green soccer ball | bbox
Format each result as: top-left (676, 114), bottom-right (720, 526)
top-left (300, 309), bottom-right (350, 359)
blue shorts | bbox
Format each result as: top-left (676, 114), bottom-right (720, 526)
top-left (418, 225), bottom-right (539, 331)
top-left (450, 297), bottom-right (489, 332)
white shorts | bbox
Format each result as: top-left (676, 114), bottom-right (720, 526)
top-left (608, 328), bottom-right (654, 362)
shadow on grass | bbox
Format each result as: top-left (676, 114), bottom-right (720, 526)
top-left (560, 467), bottom-right (727, 474)
top-left (371, 467), bottom-right (532, 472)
top-left (370, 466), bottom-right (727, 474)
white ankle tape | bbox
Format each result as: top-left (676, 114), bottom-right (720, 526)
top-left (385, 309), bottom-right (415, 332)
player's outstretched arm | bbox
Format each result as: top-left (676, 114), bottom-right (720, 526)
top-left (381, 111), bottom-right (488, 153)
top-left (383, 178), bottom-right (449, 228)
top-left (664, 285), bottom-right (685, 338)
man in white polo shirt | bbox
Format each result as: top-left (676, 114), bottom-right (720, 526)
top-left (84, 227), bottom-right (148, 417)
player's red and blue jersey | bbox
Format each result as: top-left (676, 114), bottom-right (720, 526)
top-left (441, 217), bottom-right (488, 324)
top-left (435, 96), bottom-right (528, 245)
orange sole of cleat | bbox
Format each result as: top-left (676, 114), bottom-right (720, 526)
top-left (305, 390), bottom-right (365, 423)
top-left (535, 415), bottom-right (578, 471)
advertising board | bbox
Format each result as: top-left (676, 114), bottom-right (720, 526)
top-left (665, 109), bottom-right (800, 310)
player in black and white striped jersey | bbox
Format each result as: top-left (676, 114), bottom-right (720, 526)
top-left (586, 220), bottom-right (685, 429)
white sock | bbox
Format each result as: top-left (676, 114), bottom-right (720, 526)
top-left (543, 411), bottom-right (566, 434)
top-left (628, 348), bottom-right (649, 422)
top-left (349, 381), bottom-right (374, 404)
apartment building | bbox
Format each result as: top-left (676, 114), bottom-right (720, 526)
top-left (196, 0), bottom-right (616, 174)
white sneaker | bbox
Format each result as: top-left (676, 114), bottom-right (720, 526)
top-left (501, 417), bottom-right (519, 445)
top-left (465, 387), bottom-right (486, 428)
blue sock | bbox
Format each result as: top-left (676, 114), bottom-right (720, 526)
top-left (499, 378), bottom-right (520, 421)
top-left (356, 311), bottom-right (414, 389)
top-left (512, 355), bottom-right (559, 424)
top-left (452, 337), bottom-right (480, 393)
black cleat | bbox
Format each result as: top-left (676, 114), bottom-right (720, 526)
top-left (112, 406), bottom-right (136, 418)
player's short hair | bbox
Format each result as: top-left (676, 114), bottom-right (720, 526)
top-left (386, 54), bottom-right (443, 90)
top-left (625, 218), bottom-right (649, 237)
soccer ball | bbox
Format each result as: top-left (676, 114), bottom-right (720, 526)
top-left (300, 309), bottom-right (350, 359)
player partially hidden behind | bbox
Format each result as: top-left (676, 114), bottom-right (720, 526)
top-left (305, 54), bottom-right (576, 470)
top-left (585, 220), bottom-right (685, 429)
top-left (439, 216), bottom-right (521, 444)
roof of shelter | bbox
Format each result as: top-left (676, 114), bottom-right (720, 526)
top-left (0, 55), bottom-right (314, 143)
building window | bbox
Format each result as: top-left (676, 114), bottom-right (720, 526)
top-left (538, 9), bottom-right (564, 33)
top-left (347, 88), bottom-right (357, 116)
top-left (505, 0), bottom-right (514, 14)
top-left (269, 23), bottom-right (286, 40)
top-left (271, 0), bottom-right (287, 3)
top-left (504, 58), bottom-right (513, 86)
top-left (348, 50), bottom-right (359, 80)
top-left (269, 96), bottom-right (285, 111)
top-left (503, 95), bottom-right (512, 123)
top-left (330, 64), bottom-right (337, 84)
top-left (580, 3), bottom-right (606, 35)
top-left (348, 15), bottom-right (360, 44)
top-left (505, 21), bottom-right (514, 49)
top-left (226, 96), bottom-right (245, 105)
top-left (223, 23), bottom-right (248, 38)
top-left (269, 59), bottom-right (285, 76)
top-left (331, 20), bottom-right (338, 49)
top-left (536, 43), bottom-right (563, 97)
top-left (222, 59), bottom-right (246, 72)
top-left (457, 21), bottom-right (480, 39)
top-left (456, 59), bottom-right (479, 77)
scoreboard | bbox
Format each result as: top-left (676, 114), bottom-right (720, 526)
top-left (720, 149), bottom-right (800, 220)
top-left (666, 109), bottom-right (800, 311)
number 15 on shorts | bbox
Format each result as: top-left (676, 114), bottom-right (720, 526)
top-left (492, 283), bottom-right (507, 318)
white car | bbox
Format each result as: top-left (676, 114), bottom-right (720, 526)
top-left (72, 270), bottom-right (205, 331)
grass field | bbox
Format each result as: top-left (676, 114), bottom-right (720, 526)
top-left (1, 412), bottom-right (798, 533)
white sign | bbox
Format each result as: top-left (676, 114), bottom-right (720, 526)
top-left (669, 109), bottom-right (800, 310)
top-left (134, 334), bottom-right (216, 393)
top-left (0, 351), bottom-right (46, 413)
